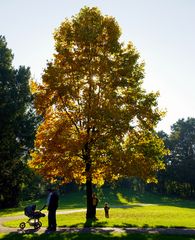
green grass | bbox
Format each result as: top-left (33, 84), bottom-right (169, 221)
top-left (4, 205), bottom-right (195, 229)
top-left (2, 187), bottom-right (195, 217)
top-left (2, 188), bottom-right (195, 240)
top-left (0, 191), bottom-right (86, 217)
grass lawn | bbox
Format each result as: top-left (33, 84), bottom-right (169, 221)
top-left (0, 191), bottom-right (86, 217)
top-left (1, 187), bottom-right (195, 217)
top-left (3, 205), bottom-right (195, 229)
top-left (1, 189), bottom-right (195, 239)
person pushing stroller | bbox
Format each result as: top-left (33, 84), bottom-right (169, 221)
top-left (45, 188), bottom-right (59, 232)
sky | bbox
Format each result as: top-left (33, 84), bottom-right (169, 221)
top-left (0, 0), bottom-right (195, 134)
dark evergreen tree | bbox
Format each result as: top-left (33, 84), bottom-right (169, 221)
top-left (168, 118), bottom-right (195, 196)
top-left (0, 36), bottom-right (38, 207)
top-left (150, 119), bottom-right (195, 197)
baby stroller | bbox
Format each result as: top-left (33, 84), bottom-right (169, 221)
top-left (19, 204), bottom-right (45, 230)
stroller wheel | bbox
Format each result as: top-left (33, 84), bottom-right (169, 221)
top-left (19, 222), bottom-right (26, 229)
top-left (34, 221), bottom-right (42, 229)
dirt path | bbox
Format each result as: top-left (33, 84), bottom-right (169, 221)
top-left (1, 209), bottom-right (195, 235)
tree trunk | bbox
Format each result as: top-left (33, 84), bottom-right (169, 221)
top-left (86, 178), bottom-right (94, 219)
top-left (83, 138), bottom-right (95, 219)
top-left (84, 141), bottom-right (94, 219)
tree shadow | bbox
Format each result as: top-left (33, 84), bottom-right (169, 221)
top-left (84, 218), bottom-right (93, 227)
top-left (112, 190), bottom-right (195, 210)
top-left (114, 223), bottom-right (138, 228)
top-left (0, 231), bottom-right (187, 240)
top-left (60, 218), bottom-right (107, 228)
top-left (84, 219), bottom-right (108, 227)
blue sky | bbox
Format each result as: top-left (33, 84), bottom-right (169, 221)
top-left (1, 0), bottom-right (195, 133)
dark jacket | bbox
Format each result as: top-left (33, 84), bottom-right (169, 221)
top-left (48, 192), bottom-right (59, 211)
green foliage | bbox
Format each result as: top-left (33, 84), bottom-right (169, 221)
top-left (0, 36), bottom-right (39, 208)
top-left (154, 118), bottom-right (195, 197)
top-left (169, 118), bottom-right (195, 186)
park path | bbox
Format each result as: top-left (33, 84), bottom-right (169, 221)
top-left (0, 209), bottom-right (86, 233)
top-left (1, 208), bottom-right (195, 235)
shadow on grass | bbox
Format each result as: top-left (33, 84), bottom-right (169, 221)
top-left (113, 223), bottom-right (138, 228)
top-left (1, 232), bottom-right (195, 240)
top-left (84, 218), bottom-right (93, 227)
top-left (113, 189), bottom-right (195, 210)
top-left (2, 189), bottom-right (195, 218)
top-left (84, 219), bottom-right (108, 228)
top-left (115, 223), bottom-right (189, 229)
top-left (63, 219), bottom-right (109, 228)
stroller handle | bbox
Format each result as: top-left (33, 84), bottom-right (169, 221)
top-left (39, 205), bottom-right (46, 211)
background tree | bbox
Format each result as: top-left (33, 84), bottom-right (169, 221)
top-left (30, 7), bottom-right (166, 219)
top-left (147, 118), bottom-right (195, 198)
top-left (0, 36), bottom-right (38, 207)
top-left (165, 118), bottom-right (195, 197)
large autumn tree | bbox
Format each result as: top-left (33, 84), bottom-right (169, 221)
top-left (30, 7), bottom-right (166, 219)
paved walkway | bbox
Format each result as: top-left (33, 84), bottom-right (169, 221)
top-left (1, 209), bottom-right (195, 235)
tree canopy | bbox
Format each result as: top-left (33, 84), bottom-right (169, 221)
top-left (29, 7), bottom-right (167, 218)
top-left (0, 36), bottom-right (38, 207)
top-left (155, 118), bottom-right (195, 197)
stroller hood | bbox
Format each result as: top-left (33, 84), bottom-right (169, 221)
top-left (24, 205), bottom-right (36, 217)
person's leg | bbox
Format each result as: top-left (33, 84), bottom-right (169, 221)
top-left (106, 210), bottom-right (109, 218)
top-left (50, 210), bottom-right (57, 231)
top-left (52, 210), bottom-right (57, 230)
top-left (48, 211), bottom-right (52, 230)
